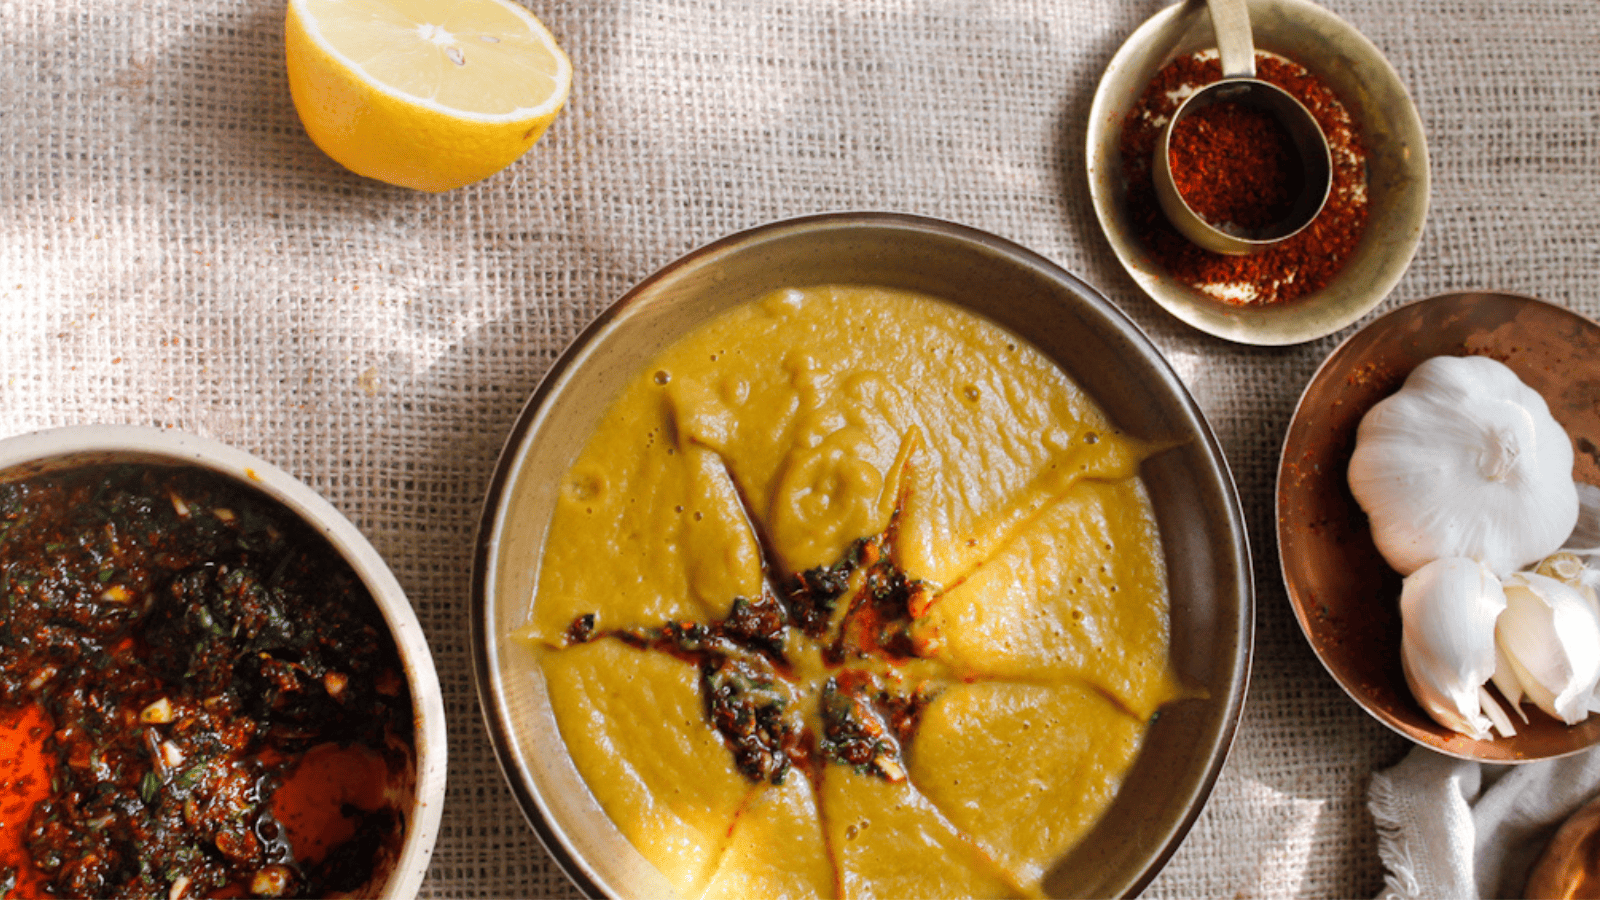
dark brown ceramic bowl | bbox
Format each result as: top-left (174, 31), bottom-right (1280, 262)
top-left (473, 213), bottom-right (1253, 897)
top-left (1278, 292), bottom-right (1600, 762)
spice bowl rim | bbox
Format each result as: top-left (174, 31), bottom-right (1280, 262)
top-left (471, 210), bottom-right (1254, 898)
top-left (1086, 0), bottom-right (1430, 346)
top-left (0, 423), bottom-right (449, 898)
top-left (1277, 291), bottom-right (1600, 762)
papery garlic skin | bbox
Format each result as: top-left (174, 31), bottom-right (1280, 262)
top-left (1348, 355), bottom-right (1578, 578)
top-left (1490, 639), bottom-right (1528, 727)
top-left (1566, 482), bottom-right (1600, 556)
top-left (1535, 551), bottom-right (1600, 610)
top-left (1400, 557), bottom-right (1509, 739)
top-left (1493, 571), bottom-right (1600, 725)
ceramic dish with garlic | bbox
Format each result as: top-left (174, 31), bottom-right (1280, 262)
top-left (1348, 355), bottom-right (1600, 741)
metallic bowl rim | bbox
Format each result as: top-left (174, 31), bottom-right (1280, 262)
top-left (471, 210), bottom-right (1254, 897)
top-left (1086, 0), bottom-right (1431, 346)
top-left (0, 423), bottom-right (449, 898)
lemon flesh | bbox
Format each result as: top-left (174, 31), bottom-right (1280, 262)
top-left (285, 0), bottom-right (572, 192)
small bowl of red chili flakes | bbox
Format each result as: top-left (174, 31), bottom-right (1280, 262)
top-left (0, 424), bottom-right (447, 899)
top-left (1087, 0), bottom-right (1429, 346)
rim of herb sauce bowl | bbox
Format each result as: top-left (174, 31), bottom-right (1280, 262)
top-left (1087, 0), bottom-right (1430, 346)
top-left (0, 423), bottom-right (448, 899)
top-left (471, 212), bottom-right (1254, 898)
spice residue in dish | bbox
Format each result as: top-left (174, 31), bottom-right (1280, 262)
top-left (1120, 51), bottom-right (1369, 306)
top-left (0, 464), bottom-right (414, 899)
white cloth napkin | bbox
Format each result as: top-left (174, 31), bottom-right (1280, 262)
top-left (1370, 745), bottom-right (1600, 899)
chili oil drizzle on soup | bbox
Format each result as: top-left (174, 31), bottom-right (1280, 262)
top-left (0, 464), bottom-right (414, 899)
top-left (517, 286), bottom-right (1183, 899)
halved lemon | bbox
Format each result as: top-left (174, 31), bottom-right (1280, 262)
top-left (285, 0), bottom-right (572, 192)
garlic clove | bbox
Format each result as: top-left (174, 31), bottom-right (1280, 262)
top-left (1535, 551), bottom-right (1600, 613)
top-left (1491, 640), bottom-right (1530, 724)
top-left (1494, 571), bottom-right (1600, 725)
top-left (1400, 557), bottom-right (1508, 739)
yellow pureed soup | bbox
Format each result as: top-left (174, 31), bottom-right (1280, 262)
top-left (515, 285), bottom-right (1182, 899)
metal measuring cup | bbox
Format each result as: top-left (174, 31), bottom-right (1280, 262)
top-left (1153, 0), bottom-right (1333, 255)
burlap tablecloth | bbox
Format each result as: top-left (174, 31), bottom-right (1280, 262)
top-left (4, 0), bottom-right (1598, 896)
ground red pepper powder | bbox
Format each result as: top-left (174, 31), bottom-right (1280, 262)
top-left (1170, 101), bottom-right (1302, 231)
top-left (1119, 52), bottom-right (1369, 306)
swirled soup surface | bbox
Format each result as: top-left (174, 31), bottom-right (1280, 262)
top-left (517, 285), bottom-right (1181, 899)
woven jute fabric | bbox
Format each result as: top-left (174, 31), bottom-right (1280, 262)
top-left (3, 0), bottom-right (1599, 896)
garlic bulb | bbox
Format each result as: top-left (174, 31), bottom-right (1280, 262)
top-left (1400, 557), bottom-right (1511, 740)
top-left (1492, 571), bottom-right (1600, 725)
top-left (1348, 355), bottom-right (1578, 577)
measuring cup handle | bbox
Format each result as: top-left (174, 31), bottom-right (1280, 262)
top-left (1209, 0), bottom-right (1257, 78)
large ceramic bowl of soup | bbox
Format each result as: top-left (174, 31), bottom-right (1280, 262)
top-left (0, 424), bottom-right (447, 899)
top-left (473, 213), bottom-right (1252, 898)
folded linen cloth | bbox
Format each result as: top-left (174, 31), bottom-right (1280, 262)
top-left (1370, 745), bottom-right (1600, 899)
